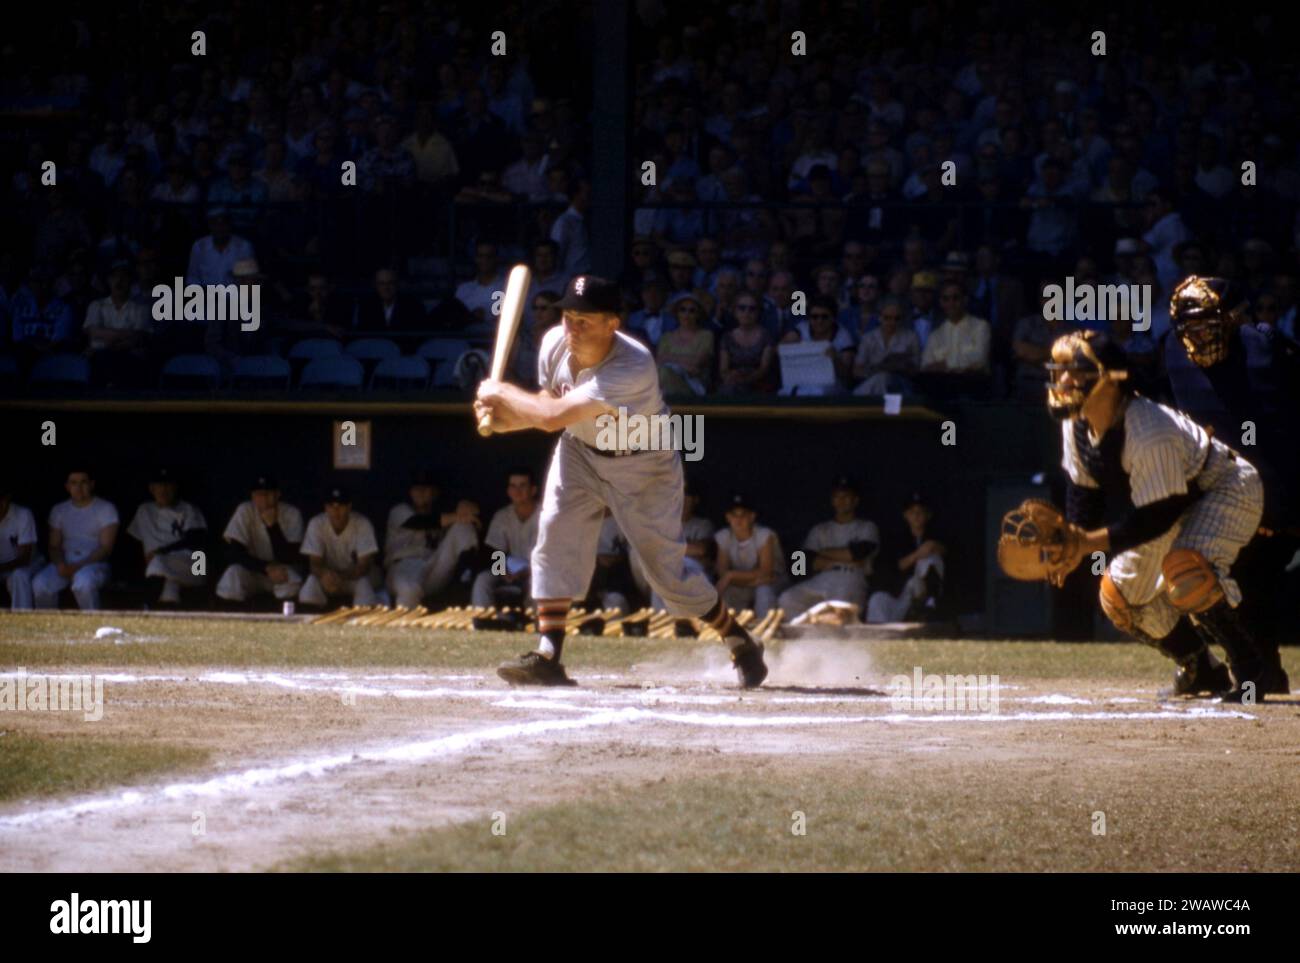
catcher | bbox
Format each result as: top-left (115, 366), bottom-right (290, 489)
top-left (999, 330), bottom-right (1280, 702)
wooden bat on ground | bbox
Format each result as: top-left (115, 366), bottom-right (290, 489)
top-left (477, 263), bottom-right (533, 436)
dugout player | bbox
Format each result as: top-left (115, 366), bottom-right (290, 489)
top-left (473, 274), bottom-right (768, 687)
top-left (215, 474), bottom-right (305, 605)
top-left (385, 469), bottom-right (480, 609)
top-left (32, 467), bottom-right (119, 610)
top-left (777, 476), bottom-right (880, 620)
top-left (1044, 330), bottom-right (1280, 702)
top-left (0, 482), bottom-right (41, 609)
top-left (1163, 276), bottom-right (1300, 672)
top-left (125, 468), bottom-right (208, 605)
top-left (299, 486), bottom-right (383, 608)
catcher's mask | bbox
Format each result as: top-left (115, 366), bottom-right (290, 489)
top-left (1169, 276), bottom-right (1241, 367)
top-left (1044, 331), bottom-right (1129, 421)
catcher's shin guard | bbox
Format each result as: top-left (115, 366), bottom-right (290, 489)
top-left (1190, 601), bottom-right (1270, 702)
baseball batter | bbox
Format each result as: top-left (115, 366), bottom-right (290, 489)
top-left (473, 274), bottom-right (768, 687)
top-left (1044, 330), bottom-right (1277, 702)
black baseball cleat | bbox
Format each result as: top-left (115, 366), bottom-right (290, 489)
top-left (729, 637), bottom-right (768, 689)
top-left (1169, 649), bottom-right (1232, 698)
top-left (497, 651), bottom-right (577, 687)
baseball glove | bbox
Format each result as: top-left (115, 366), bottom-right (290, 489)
top-left (997, 499), bottom-right (1080, 582)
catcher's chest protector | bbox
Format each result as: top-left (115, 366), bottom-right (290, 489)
top-left (1073, 419), bottom-right (1130, 497)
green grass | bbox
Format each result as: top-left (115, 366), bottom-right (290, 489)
top-left (283, 757), bottom-right (1300, 872)
top-left (0, 611), bottom-right (1180, 679)
top-left (0, 733), bottom-right (211, 803)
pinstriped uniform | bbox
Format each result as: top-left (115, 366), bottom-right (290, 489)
top-left (1061, 397), bottom-right (1262, 639)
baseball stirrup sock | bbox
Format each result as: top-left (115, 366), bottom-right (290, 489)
top-left (702, 599), bottom-right (739, 642)
top-left (536, 602), bottom-right (570, 660)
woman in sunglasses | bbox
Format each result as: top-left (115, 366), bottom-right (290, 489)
top-left (657, 292), bottom-right (715, 396)
top-left (719, 293), bottom-right (776, 394)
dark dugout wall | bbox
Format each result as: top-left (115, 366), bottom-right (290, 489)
top-left (1, 401), bottom-right (1064, 625)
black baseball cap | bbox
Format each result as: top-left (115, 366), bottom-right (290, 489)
top-left (557, 274), bottom-right (621, 314)
top-left (150, 467), bottom-right (177, 484)
top-left (410, 468), bottom-right (438, 487)
top-left (903, 490), bottom-right (928, 510)
top-left (251, 474), bottom-right (280, 491)
top-left (324, 486), bottom-right (351, 505)
top-left (727, 492), bottom-right (755, 512)
top-left (831, 474), bottom-right (858, 494)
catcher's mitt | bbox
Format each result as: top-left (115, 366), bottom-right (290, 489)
top-left (997, 499), bottom-right (1079, 582)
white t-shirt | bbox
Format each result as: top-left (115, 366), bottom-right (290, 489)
top-left (804, 517), bottom-right (880, 576)
top-left (49, 498), bottom-right (119, 564)
top-left (484, 505), bottom-right (540, 560)
top-left (222, 501), bottom-right (304, 561)
top-left (127, 500), bottom-right (207, 553)
top-left (301, 512), bottom-right (379, 571)
top-left (538, 326), bottom-right (669, 449)
top-left (715, 524), bottom-right (779, 573)
top-left (0, 503), bottom-right (38, 565)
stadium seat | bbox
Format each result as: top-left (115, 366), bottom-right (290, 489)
top-left (287, 337), bottom-right (344, 361)
top-left (0, 355), bottom-right (19, 383)
top-left (300, 356), bottom-right (365, 390)
top-left (232, 354), bottom-right (292, 390)
top-left (345, 338), bottom-right (402, 363)
top-left (416, 338), bottom-right (470, 387)
top-left (159, 353), bottom-right (223, 390)
top-left (28, 353), bottom-right (91, 387)
top-left (370, 355), bottom-right (431, 391)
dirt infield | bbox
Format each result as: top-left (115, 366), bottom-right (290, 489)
top-left (2, 615), bottom-right (1298, 872)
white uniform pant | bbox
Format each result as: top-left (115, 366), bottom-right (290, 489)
top-left (299, 572), bottom-right (380, 607)
top-left (867, 555), bottom-right (944, 623)
top-left (32, 561), bottom-right (111, 610)
top-left (215, 563), bottom-right (304, 602)
top-left (4, 559), bottom-right (44, 610)
top-left (532, 435), bottom-right (716, 617)
top-left (778, 568), bottom-right (868, 618)
top-left (147, 549), bottom-right (207, 600)
top-left (1110, 451), bottom-right (1262, 640)
top-left (721, 582), bottom-right (780, 617)
top-left (387, 522), bottom-right (479, 608)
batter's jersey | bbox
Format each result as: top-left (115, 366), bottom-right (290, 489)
top-left (222, 501), bottom-right (305, 561)
top-left (804, 517), bottom-right (881, 575)
top-left (716, 524), bottom-right (780, 572)
top-left (301, 512), bottom-right (379, 569)
top-left (1061, 396), bottom-right (1211, 507)
top-left (127, 500), bottom-right (207, 553)
top-left (537, 325), bottom-right (668, 449)
top-left (49, 498), bottom-right (119, 563)
top-left (484, 505), bottom-right (540, 559)
top-left (0, 503), bottom-right (38, 564)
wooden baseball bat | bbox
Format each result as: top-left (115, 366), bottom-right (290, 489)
top-left (477, 264), bottom-right (533, 437)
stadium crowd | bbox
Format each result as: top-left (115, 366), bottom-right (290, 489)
top-left (3, 3), bottom-right (1298, 401)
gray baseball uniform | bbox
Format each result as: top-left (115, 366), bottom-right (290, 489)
top-left (530, 325), bottom-right (715, 614)
top-left (1061, 396), bottom-right (1262, 639)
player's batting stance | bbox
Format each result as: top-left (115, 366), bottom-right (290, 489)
top-left (474, 274), bottom-right (768, 687)
top-left (999, 330), bottom-right (1279, 702)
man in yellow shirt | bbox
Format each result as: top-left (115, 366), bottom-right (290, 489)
top-left (921, 281), bottom-right (992, 373)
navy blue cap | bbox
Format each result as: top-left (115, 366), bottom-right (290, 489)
top-left (557, 274), bottom-right (621, 314)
